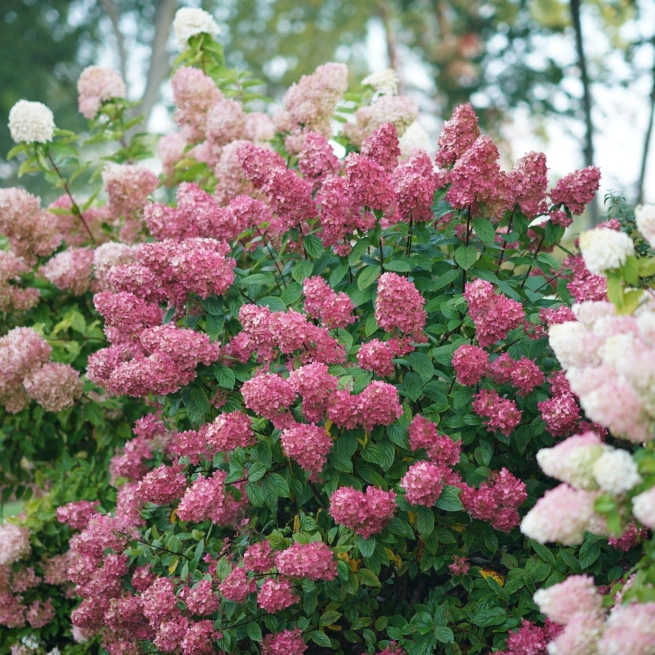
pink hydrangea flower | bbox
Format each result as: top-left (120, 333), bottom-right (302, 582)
top-left (452, 344), bottom-right (488, 385)
top-left (288, 362), bottom-right (339, 423)
top-left (56, 501), bottom-right (100, 531)
top-left (298, 132), bottom-right (340, 188)
top-left (435, 102), bottom-right (480, 168)
top-left (77, 66), bottom-right (126, 119)
top-left (142, 578), bottom-right (181, 626)
top-left (257, 577), bottom-right (298, 613)
top-left (26, 599), bottom-right (55, 629)
top-left (550, 166), bottom-right (601, 216)
top-left (509, 151), bottom-right (548, 219)
top-left (219, 567), bottom-right (255, 603)
top-left (472, 390), bottom-right (521, 436)
top-left (280, 423), bottom-right (332, 476)
top-left (357, 339), bottom-right (396, 378)
top-left (262, 628), bottom-right (307, 655)
top-left (23, 362), bottom-right (83, 412)
top-left (375, 273), bottom-right (426, 340)
top-left (345, 152), bottom-right (396, 213)
top-left (102, 163), bottom-right (159, 218)
top-left (400, 461), bottom-right (444, 506)
top-left (242, 373), bottom-right (297, 422)
top-left (407, 415), bottom-right (461, 467)
top-left (533, 575), bottom-right (604, 625)
top-left (204, 411), bottom-right (254, 452)
top-left (243, 541), bottom-right (274, 573)
top-left (40, 247), bottom-right (94, 295)
top-left (329, 486), bottom-right (397, 538)
top-left (137, 465), bottom-right (187, 505)
top-left (275, 541), bottom-right (337, 581)
top-left (184, 579), bottom-right (219, 616)
top-left (449, 555), bottom-right (470, 576)
top-left (303, 276), bottom-right (354, 329)
top-left (392, 150), bottom-right (441, 224)
top-left (464, 280), bottom-right (524, 347)
top-left (358, 381), bottom-right (403, 431)
top-left (361, 122), bottom-right (400, 173)
top-left (171, 66), bottom-right (222, 142)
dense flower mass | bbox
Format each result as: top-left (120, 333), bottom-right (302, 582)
top-left (1, 20), bottom-right (644, 655)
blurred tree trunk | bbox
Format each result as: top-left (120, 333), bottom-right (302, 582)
top-left (99, 0), bottom-right (127, 83)
top-left (571, 0), bottom-right (599, 223)
top-left (637, 44), bottom-right (655, 205)
top-left (377, 0), bottom-right (402, 92)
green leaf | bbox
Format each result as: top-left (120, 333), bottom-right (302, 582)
top-left (454, 245), bottom-right (478, 270)
top-left (408, 352), bottom-right (434, 380)
top-left (308, 631), bottom-right (332, 648)
top-left (358, 568), bottom-right (381, 586)
top-left (241, 273), bottom-right (275, 287)
top-left (246, 621), bottom-right (262, 642)
top-left (320, 611), bottom-right (343, 626)
top-left (531, 541), bottom-right (556, 565)
top-left (434, 626), bottom-right (454, 644)
top-left (416, 506), bottom-right (434, 537)
top-left (245, 483), bottom-right (265, 507)
top-left (387, 518), bottom-right (414, 539)
top-left (403, 372), bottom-right (423, 401)
top-left (357, 535), bottom-right (376, 558)
top-left (606, 270), bottom-right (624, 308)
top-left (358, 265), bottom-right (381, 290)
top-left (472, 218), bottom-right (496, 244)
top-left (579, 539), bottom-right (601, 569)
top-left (268, 473), bottom-right (290, 497)
top-left (330, 264), bottom-right (349, 286)
top-left (186, 387), bottom-right (210, 423)
top-left (435, 485), bottom-right (463, 512)
top-left (471, 606), bottom-right (507, 627)
top-left (303, 234), bottom-right (324, 258)
top-left (621, 255), bottom-right (639, 286)
top-left (214, 365), bottom-right (236, 390)
top-left (431, 269), bottom-right (459, 292)
top-left (385, 259), bottom-right (411, 272)
top-left (257, 296), bottom-right (286, 311)
top-left (292, 260), bottom-right (314, 284)
top-left (281, 282), bottom-right (303, 305)
top-left (638, 257), bottom-right (655, 277)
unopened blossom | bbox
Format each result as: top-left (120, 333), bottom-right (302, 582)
top-left (452, 344), bottom-right (488, 385)
top-left (533, 575), bottom-right (604, 625)
top-left (275, 541), bottom-right (338, 581)
top-left (102, 163), bottom-right (158, 217)
top-left (579, 227), bottom-right (634, 276)
top-left (77, 66), bottom-right (126, 119)
top-left (280, 423), bottom-right (332, 476)
top-left (435, 102), bottom-right (480, 168)
top-left (536, 433), bottom-right (606, 491)
top-left (329, 486), bottom-right (397, 537)
top-left (0, 524), bottom-right (31, 565)
top-left (550, 166), bottom-right (601, 215)
top-left (262, 628), bottom-right (308, 655)
top-left (464, 280), bottom-right (524, 348)
top-left (243, 541), bottom-right (274, 573)
top-left (520, 484), bottom-right (597, 545)
top-left (257, 577), bottom-right (298, 613)
top-left (400, 461), bottom-right (444, 506)
top-left (592, 449), bottom-right (641, 495)
top-left (635, 204), bottom-right (655, 248)
top-left (8, 100), bottom-right (55, 143)
top-left (40, 247), bottom-right (94, 295)
top-left (362, 69), bottom-right (399, 95)
top-left (173, 7), bottom-right (219, 50)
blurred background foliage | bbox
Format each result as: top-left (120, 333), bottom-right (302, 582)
top-left (1, 0), bottom-right (654, 209)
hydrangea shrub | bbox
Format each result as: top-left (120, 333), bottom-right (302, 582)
top-left (1, 9), bottom-right (653, 655)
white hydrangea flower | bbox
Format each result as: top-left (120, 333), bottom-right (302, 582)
top-left (579, 227), bottom-right (635, 276)
top-left (362, 68), bottom-right (399, 96)
top-left (548, 321), bottom-right (601, 370)
top-left (8, 100), bottom-right (55, 143)
top-left (399, 121), bottom-right (429, 159)
top-left (0, 523), bottom-right (31, 565)
top-left (635, 204), bottom-right (655, 248)
top-left (637, 310), bottom-right (655, 346)
top-left (173, 8), bottom-right (219, 51)
top-left (537, 439), bottom-right (606, 490)
top-left (632, 487), bottom-right (655, 529)
top-left (572, 300), bottom-right (615, 327)
top-left (592, 449), bottom-right (641, 495)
